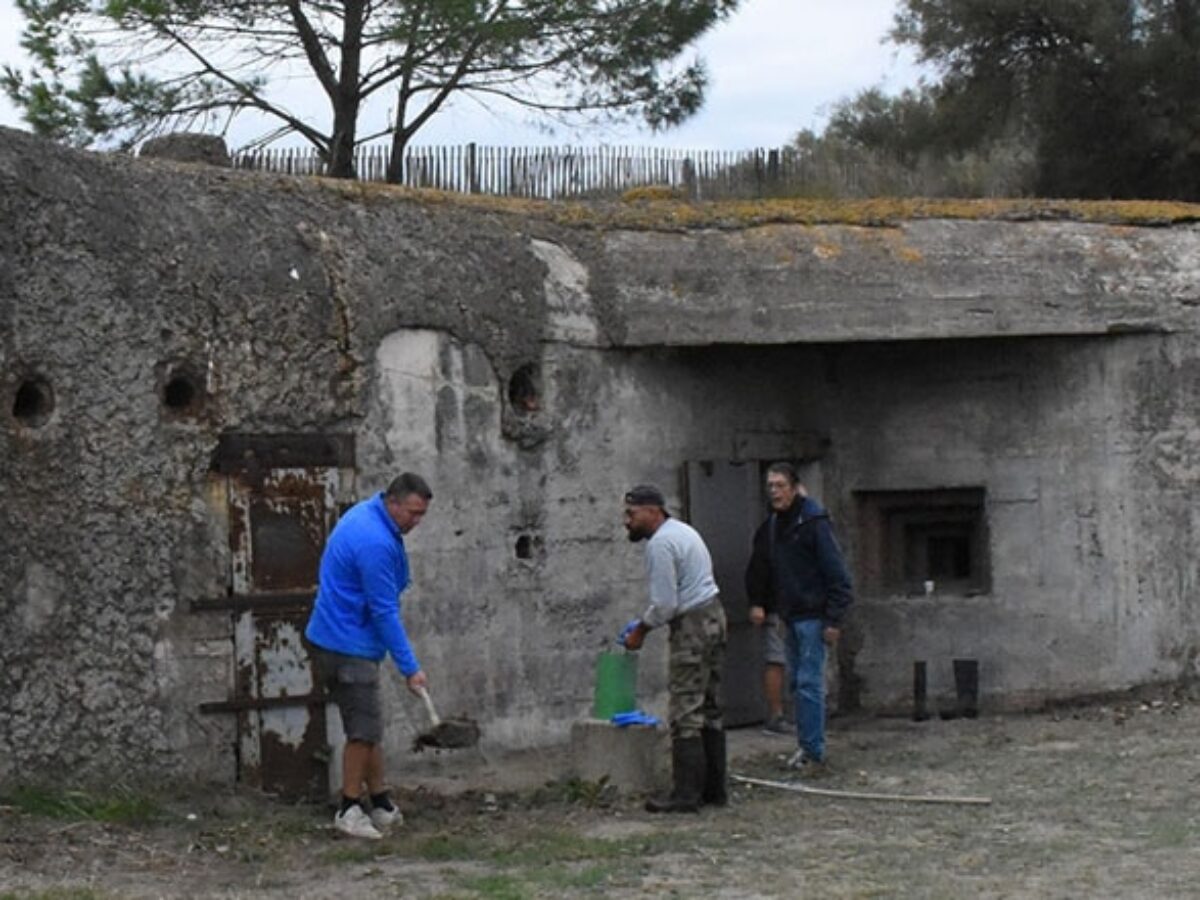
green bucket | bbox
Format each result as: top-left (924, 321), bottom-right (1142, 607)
top-left (593, 650), bottom-right (638, 719)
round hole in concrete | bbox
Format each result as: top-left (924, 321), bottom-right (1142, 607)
top-left (164, 374), bottom-right (197, 409)
top-left (160, 366), bottom-right (204, 416)
top-left (507, 363), bottom-right (541, 414)
top-left (12, 378), bottom-right (54, 428)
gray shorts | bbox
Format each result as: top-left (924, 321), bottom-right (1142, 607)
top-left (315, 649), bottom-right (384, 744)
top-left (763, 614), bottom-right (787, 666)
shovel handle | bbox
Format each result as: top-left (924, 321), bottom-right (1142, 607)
top-left (416, 686), bottom-right (441, 727)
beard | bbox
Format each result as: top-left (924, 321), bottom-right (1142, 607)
top-left (626, 525), bottom-right (649, 542)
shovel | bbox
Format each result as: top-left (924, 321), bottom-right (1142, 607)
top-left (412, 685), bottom-right (481, 752)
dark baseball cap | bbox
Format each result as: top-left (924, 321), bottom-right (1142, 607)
top-left (624, 484), bottom-right (666, 508)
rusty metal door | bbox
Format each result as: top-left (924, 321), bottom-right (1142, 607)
top-left (200, 435), bottom-right (355, 799)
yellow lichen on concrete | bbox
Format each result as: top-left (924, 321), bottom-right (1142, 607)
top-left (303, 176), bottom-right (1200, 231)
top-left (620, 185), bottom-right (686, 203)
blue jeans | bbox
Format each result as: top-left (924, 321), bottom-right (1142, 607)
top-left (787, 619), bottom-right (826, 761)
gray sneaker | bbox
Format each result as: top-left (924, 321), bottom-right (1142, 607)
top-left (762, 716), bottom-right (791, 737)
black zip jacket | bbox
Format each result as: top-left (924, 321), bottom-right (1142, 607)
top-left (744, 496), bottom-right (854, 626)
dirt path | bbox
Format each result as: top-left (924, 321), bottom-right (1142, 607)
top-left (4, 691), bottom-right (1200, 898)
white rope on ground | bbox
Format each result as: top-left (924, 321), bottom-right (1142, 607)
top-left (731, 774), bottom-right (992, 806)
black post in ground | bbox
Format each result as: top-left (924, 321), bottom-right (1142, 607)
top-left (912, 660), bottom-right (930, 722)
top-left (953, 658), bottom-right (980, 719)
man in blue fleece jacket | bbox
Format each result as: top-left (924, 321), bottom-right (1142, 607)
top-left (306, 473), bottom-right (432, 840)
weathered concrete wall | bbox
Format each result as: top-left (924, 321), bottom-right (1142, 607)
top-left (604, 222), bottom-right (1200, 344)
top-left (2, 126), bottom-right (1199, 786)
top-left (360, 334), bottom-right (824, 751)
top-left (706, 335), bottom-right (1200, 710)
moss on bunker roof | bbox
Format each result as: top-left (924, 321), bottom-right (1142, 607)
top-left (314, 178), bottom-right (1200, 231)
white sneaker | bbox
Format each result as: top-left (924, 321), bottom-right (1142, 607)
top-left (369, 803), bottom-right (404, 831)
top-left (334, 804), bottom-right (383, 840)
top-left (786, 749), bottom-right (829, 777)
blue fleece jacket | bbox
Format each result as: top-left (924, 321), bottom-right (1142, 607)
top-left (305, 492), bottom-right (420, 676)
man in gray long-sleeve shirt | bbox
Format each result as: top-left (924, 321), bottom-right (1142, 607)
top-left (621, 484), bottom-right (727, 814)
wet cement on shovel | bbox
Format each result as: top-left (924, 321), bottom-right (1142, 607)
top-left (413, 718), bottom-right (481, 752)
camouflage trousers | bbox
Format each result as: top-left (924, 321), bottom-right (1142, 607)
top-left (667, 599), bottom-right (727, 739)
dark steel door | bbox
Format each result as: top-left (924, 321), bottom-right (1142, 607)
top-left (685, 461), bottom-right (766, 727)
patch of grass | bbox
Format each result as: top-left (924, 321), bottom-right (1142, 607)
top-left (532, 776), bottom-right (615, 809)
top-left (410, 833), bottom-right (477, 861)
top-left (487, 825), bottom-right (686, 868)
top-left (232, 845), bottom-right (274, 865)
top-left (318, 843), bottom-right (391, 865)
top-left (1144, 819), bottom-right (1197, 849)
top-left (457, 873), bottom-right (527, 899)
top-left (2, 786), bottom-right (160, 825)
top-left (562, 776), bottom-right (615, 808)
top-left (448, 845), bottom-right (629, 896)
top-left (529, 863), bottom-right (616, 890)
top-left (265, 812), bottom-right (326, 838)
top-left (490, 828), bottom-right (622, 866)
top-left (607, 828), bottom-right (698, 858)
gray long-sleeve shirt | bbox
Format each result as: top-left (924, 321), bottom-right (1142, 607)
top-left (641, 518), bottom-right (720, 628)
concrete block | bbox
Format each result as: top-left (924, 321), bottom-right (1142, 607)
top-left (569, 718), bottom-right (669, 794)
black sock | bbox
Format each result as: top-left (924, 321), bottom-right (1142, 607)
top-left (339, 794), bottom-right (361, 814)
top-left (370, 792), bottom-right (394, 812)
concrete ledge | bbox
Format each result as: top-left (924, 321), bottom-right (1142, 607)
top-left (569, 718), bottom-right (669, 794)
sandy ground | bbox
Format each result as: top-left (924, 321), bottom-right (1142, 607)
top-left (4, 687), bottom-right (1200, 899)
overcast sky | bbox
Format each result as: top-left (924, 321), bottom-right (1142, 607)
top-left (0, 0), bottom-right (925, 151)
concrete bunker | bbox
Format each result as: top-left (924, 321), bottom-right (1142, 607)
top-left (2, 125), bottom-right (1199, 793)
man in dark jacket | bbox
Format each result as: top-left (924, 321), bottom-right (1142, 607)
top-left (745, 462), bottom-right (853, 773)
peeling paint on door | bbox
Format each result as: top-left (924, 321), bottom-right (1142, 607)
top-left (201, 435), bottom-right (356, 799)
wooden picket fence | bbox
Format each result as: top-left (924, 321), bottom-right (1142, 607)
top-left (231, 142), bottom-right (887, 200)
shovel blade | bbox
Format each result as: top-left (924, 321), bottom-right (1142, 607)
top-left (412, 718), bottom-right (481, 752)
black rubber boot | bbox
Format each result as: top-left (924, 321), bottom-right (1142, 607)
top-left (953, 658), bottom-right (980, 719)
top-left (912, 660), bottom-right (930, 722)
top-left (646, 736), bottom-right (704, 814)
top-left (700, 728), bottom-right (727, 807)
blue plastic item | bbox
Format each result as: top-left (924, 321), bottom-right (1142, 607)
top-left (611, 710), bottom-right (660, 727)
